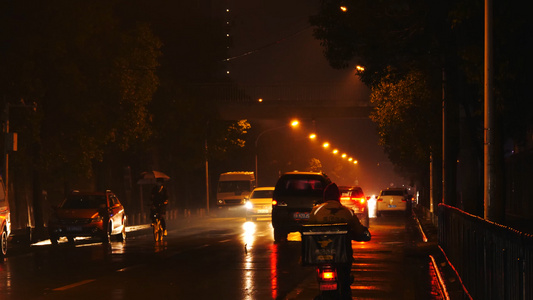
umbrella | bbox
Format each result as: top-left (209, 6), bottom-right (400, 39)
top-left (137, 171), bottom-right (170, 185)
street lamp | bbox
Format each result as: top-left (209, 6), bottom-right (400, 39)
top-left (255, 119), bottom-right (299, 186)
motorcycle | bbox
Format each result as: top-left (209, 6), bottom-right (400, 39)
top-left (301, 223), bottom-right (371, 300)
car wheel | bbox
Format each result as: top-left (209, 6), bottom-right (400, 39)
top-left (117, 221), bottom-right (126, 242)
top-left (50, 234), bottom-right (59, 245)
top-left (273, 228), bottom-right (287, 242)
top-left (102, 223), bottom-right (111, 244)
top-left (1, 229), bottom-right (8, 257)
top-left (361, 211), bottom-right (370, 228)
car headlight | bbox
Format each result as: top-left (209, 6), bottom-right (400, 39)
top-left (244, 201), bottom-right (253, 209)
top-left (91, 216), bottom-right (104, 222)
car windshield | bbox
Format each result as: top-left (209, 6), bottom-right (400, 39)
top-left (62, 195), bottom-right (107, 209)
top-left (381, 190), bottom-right (404, 196)
top-left (340, 188), bottom-right (364, 198)
top-left (276, 178), bottom-right (324, 197)
top-left (218, 181), bottom-right (251, 193)
top-left (251, 190), bottom-right (273, 199)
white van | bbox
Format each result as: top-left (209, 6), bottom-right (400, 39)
top-left (216, 172), bottom-right (255, 209)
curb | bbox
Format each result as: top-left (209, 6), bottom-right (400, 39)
top-left (414, 206), bottom-right (472, 300)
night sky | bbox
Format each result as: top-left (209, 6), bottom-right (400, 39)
top-left (223, 0), bottom-right (408, 195)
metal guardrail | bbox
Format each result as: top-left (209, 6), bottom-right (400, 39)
top-left (126, 208), bottom-right (207, 226)
top-left (438, 204), bottom-right (533, 300)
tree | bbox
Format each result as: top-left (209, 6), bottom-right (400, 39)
top-left (370, 68), bottom-right (440, 186)
top-left (310, 0), bottom-right (449, 206)
top-left (0, 0), bottom-right (162, 231)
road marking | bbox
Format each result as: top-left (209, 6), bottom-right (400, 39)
top-left (53, 279), bottom-right (95, 291)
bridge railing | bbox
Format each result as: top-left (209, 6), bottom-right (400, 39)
top-left (438, 204), bottom-right (533, 300)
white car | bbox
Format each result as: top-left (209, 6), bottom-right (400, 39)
top-left (245, 187), bottom-right (274, 221)
top-left (376, 188), bottom-right (410, 216)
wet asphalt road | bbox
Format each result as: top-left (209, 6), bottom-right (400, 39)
top-left (0, 212), bottom-right (442, 299)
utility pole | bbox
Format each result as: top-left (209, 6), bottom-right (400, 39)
top-left (484, 0), bottom-right (496, 220)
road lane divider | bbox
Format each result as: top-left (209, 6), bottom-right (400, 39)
top-left (52, 279), bottom-right (95, 291)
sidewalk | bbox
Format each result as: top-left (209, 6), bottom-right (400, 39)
top-left (414, 206), bottom-right (472, 300)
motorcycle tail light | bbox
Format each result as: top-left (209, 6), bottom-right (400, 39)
top-left (318, 267), bottom-right (337, 281)
top-left (322, 271), bottom-right (335, 280)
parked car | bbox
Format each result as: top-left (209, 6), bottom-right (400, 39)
top-left (376, 188), bottom-right (411, 216)
top-left (0, 176), bottom-right (10, 258)
top-left (271, 171), bottom-right (331, 242)
top-left (338, 186), bottom-right (370, 227)
top-left (48, 190), bottom-right (126, 244)
top-left (245, 187), bottom-right (275, 221)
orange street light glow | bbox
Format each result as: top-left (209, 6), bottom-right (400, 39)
top-left (258, 98), bottom-right (263, 103)
top-left (309, 133), bottom-right (316, 139)
top-left (340, 6), bottom-right (347, 12)
top-left (353, 160), bottom-right (358, 164)
top-left (342, 153), bottom-right (347, 158)
top-left (323, 142), bottom-right (330, 148)
top-left (291, 120), bottom-right (299, 127)
top-left (333, 149), bottom-right (339, 154)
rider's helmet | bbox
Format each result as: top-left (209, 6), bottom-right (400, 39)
top-left (323, 183), bottom-right (340, 202)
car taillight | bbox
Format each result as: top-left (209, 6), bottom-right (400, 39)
top-left (401, 198), bottom-right (407, 202)
top-left (377, 198), bottom-right (383, 202)
top-left (358, 197), bottom-right (366, 204)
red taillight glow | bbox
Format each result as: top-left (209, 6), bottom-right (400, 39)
top-left (377, 198), bottom-right (383, 202)
top-left (358, 198), bottom-right (366, 204)
top-left (401, 198), bottom-right (407, 202)
top-left (322, 271), bottom-right (335, 280)
top-left (319, 267), bottom-right (337, 281)
top-left (340, 196), bottom-right (351, 201)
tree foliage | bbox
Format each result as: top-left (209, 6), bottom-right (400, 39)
top-left (370, 68), bottom-right (440, 181)
top-left (310, 0), bottom-right (444, 87)
top-left (312, 0), bottom-right (531, 177)
top-left (0, 1), bottom-right (162, 182)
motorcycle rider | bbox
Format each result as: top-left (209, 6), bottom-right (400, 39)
top-left (150, 178), bottom-right (169, 236)
top-left (308, 182), bottom-right (370, 298)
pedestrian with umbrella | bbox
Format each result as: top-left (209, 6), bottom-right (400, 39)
top-left (150, 178), bottom-right (169, 236)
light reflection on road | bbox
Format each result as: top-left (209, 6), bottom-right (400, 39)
top-left (242, 221), bottom-right (256, 300)
top-left (270, 243), bottom-right (278, 299)
top-left (0, 257), bottom-right (12, 295)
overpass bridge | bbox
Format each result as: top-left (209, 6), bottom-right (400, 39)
top-left (193, 83), bottom-right (374, 120)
